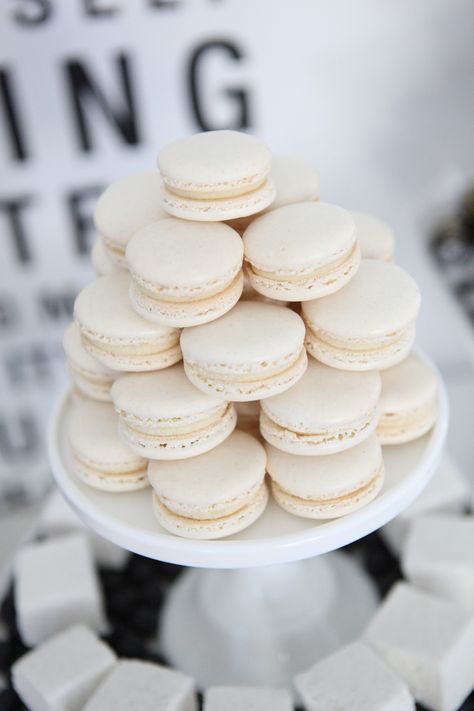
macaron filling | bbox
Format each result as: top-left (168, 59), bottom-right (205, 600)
top-left (184, 345), bottom-right (307, 387)
top-left (130, 263), bottom-right (242, 303)
top-left (162, 174), bottom-right (269, 200)
top-left (245, 242), bottom-right (360, 296)
top-left (158, 477), bottom-right (264, 521)
top-left (72, 454), bottom-right (148, 491)
top-left (162, 180), bottom-right (276, 220)
top-left (305, 322), bottom-right (416, 368)
top-left (101, 235), bottom-right (128, 263)
top-left (259, 406), bottom-right (379, 454)
top-left (68, 364), bottom-right (115, 401)
top-left (271, 463), bottom-right (384, 518)
top-left (80, 330), bottom-right (181, 365)
top-left (152, 484), bottom-right (268, 539)
top-left (129, 274), bottom-right (243, 326)
top-left (377, 398), bottom-right (438, 444)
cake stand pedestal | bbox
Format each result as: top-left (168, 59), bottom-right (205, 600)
top-left (48, 351), bottom-right (448, 689)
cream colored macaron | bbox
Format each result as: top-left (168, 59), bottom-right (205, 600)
top-left (91, 237), bottom-right (119, 276)
top-left (377, 354), bottom-right (438, 444)
top-left (68, 399), bottom-right (148, 492)
top-left (266, 434), bottom-right (384, 519)
top-left (148, 430), bottom-right (268, 539)
top-left (227, 154), bottom-right (320, 233)
top-left (180, 301), bottom-right (307, 401)
top-left (243, 202), bottom-right (360, 301)
top-left (94, 171), bottom-right (167, 266)
top-left (63, 322), bottom-right (118, 402)
top-left (126, 218), bottom-right (243, 327)
top-left (352, 212), bottom-right (395, 262)
top-left (111, 364), bottom-right (237, 460)
top-left (157, 130), bottom-right (275, 221)
top-left (260, 359), bottom-right (381, 455)
top-left (302, 260), bottom-right (421, 371)
top-left (74, 273), bottom-right (181, 372)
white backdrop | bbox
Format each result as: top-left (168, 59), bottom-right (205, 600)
top-left (1, 0), bottom-right (473, 502)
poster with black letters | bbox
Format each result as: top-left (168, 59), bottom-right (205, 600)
top-left (1, 1), bottom-right (473, 506)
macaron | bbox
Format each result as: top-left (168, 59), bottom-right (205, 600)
top-left (377, 354), bottom-right (438, 444)
top-left (243, 202), bottom-right (360, 301)
top-left (111, 364), bottom-right (237, 460)
top-left (227, 154), bottom-right (320, 233)
top-left (157, 130), bottom-right (275, 221)
top-left (180, 301), bottom-right (307, 401)
top-left (63, 322), bottom-right (118, 402)
top-left (126, 218), bottom-right (243, 327)
top-left (91, 237), bottom-right (119, 276)
top-left (94, 171), bottom-right (167, 266)
top-left (352, 212), bottom-right (395, 262)
top-left (68, 399), bottom-right (148, 492)
top-left (148, 430), bottom-right (268, 539)
top-left (260, 359), bottom-right (381, 455)
top-left (302, 260), bottom-right (421, 371)
top-left (74, 272), bottom-right (181, 372)
top-left (266, 434), bottom-right (384, 519)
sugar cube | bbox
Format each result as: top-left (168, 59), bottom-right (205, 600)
top-left (365, 582), bottom-right (474, 711)
top-left (12, 625), bottom-right (116, 711)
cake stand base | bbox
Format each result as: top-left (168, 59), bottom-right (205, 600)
top-left (160, 551), bottom-right (378, 689)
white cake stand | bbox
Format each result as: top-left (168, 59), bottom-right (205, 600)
top-left (48, 351), bottom-right (448, 689)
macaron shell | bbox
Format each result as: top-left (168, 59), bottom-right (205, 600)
top-left (244, 242), bottom-right (360, 302)
top-left (94, 171), bottom-right (167, 250)
top-left (126, 218), bottom-right (243, 295)
top-left (243, 203), bottom-right (359, 301)
top-left (112, 365), bottom-right (231, 429)
top-left (157, 130), bottom-right (272, 197)
top-left (129, 270), bottom-right (243, 328)
top-left (271, 468), bottom-right (383, 519)
top-left (68, 399), bottom-right (148, 492)
top-left (162, 179), bottom-right (276, 222)
top-left (302, 261), bottom-right (420, 341)
top-left (180, 301), bottom-right (306, 379)
top-left (184, 346), bottom-right (307, 402)
top-left (74, 273), bottom-right (181, 372)
top-left (63, 322), bottom-right (117, 402)
top-left (152, 483), bottom-right (269, 540)
top-left (112, 363), bottom-right (239, 458)
top-left (377, 354), bottom-right (438, 444)
top-left (266, 434), bottom-right (384, 518)
top-left (148, 430), bottom-right (266, 515)
top-left (265, 155), bottom-right (320, 209)
top-left (260, 359), bottom-right (381, 455)
top-left (72, 457), bottom-right (148, 493)
top-left (118, 403), bottom-right (237, 460)
top-left (305, 322), bottom-right (416, 372)
top-left (224, 155), bottom-right (320, 234)
top-left (352, 212), bottom-right (395, 262)
top-left (91, 237), bottom-right (120, 276)
top-left (302, 260), bottom-right (420, 371)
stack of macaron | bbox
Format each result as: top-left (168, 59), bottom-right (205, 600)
top-left (64, 129), bottom-right (438, 540)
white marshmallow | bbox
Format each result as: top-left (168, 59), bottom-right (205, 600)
top-left (38, 488), bottom-right (129, 569)
top-left (14, 533), bottom-right (106, 646)
top-left (204, 686), bottom-right (292, 711)
top-left (365, 582), bottom-right (474, 711)
top-left (83, 659), bottom-right (197, 711)
top-left (402, 514), bottom-right (474, 610)
top-left (381, 455), bottom-right (471, 555)
top-left (12, 625), bottom-right (116, 711)
top-left (294, 641), bottom-right (414, 711)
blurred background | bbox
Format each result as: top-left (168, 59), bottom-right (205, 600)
top-left (0, 0), bottom-right (473, 532)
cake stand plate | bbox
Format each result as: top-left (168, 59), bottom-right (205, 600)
top-left (47, 350), bottom-right (448, 688)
